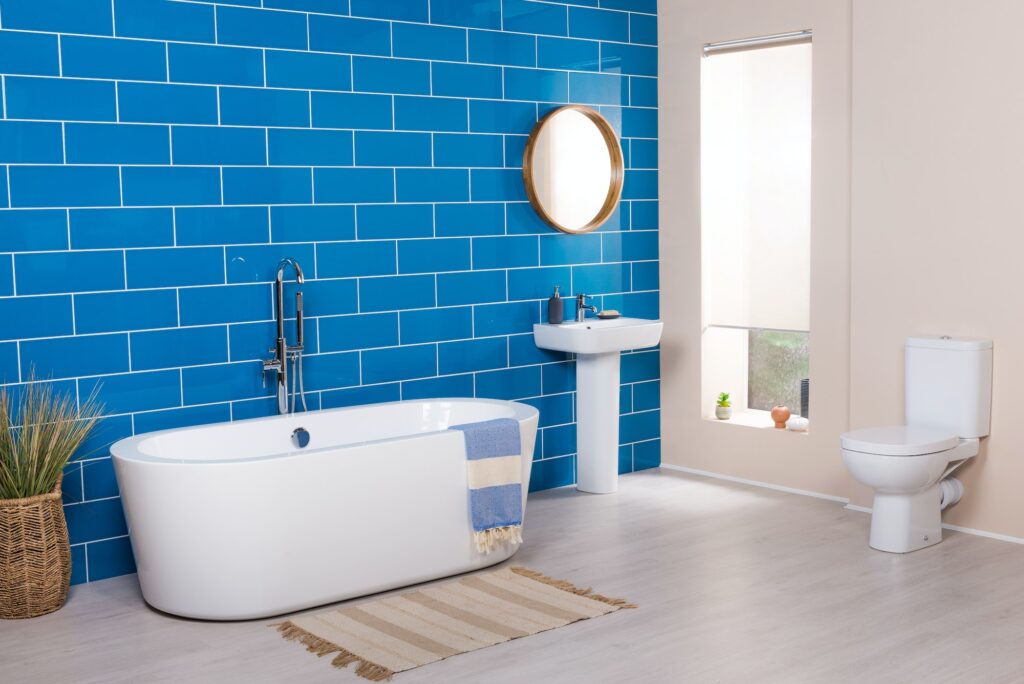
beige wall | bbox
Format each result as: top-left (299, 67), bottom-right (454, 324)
top-left (661, 0), bottom-right (1024, 539)
top-left (659, 0), bottom-right (853, 498)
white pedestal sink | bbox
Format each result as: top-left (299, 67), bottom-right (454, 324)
top-left (533, 317), bottom-right (663, 494)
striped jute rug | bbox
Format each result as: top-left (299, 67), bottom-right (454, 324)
top-left (274, 566), bottom-right (635, 681)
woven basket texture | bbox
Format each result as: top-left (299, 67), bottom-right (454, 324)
top-left (0, 486), bottom-right (71, 619)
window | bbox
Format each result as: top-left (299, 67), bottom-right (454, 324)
top-left (700, 35), bottom-right (812, 425)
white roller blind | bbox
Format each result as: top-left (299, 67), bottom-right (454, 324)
top-left (701, 42), bottom-right (811, 331)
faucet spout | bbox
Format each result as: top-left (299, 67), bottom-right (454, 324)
top-left (266, 258), bottom-right (307, 414)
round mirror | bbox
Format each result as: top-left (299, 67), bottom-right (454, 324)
top-left (523, 105), bottom-right (624, 234)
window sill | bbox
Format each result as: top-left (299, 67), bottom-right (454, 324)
top-left (704, 409), bottom-right (809, 434)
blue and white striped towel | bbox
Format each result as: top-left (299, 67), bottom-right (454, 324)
top-left (449, 418), bottom-right (523, 554)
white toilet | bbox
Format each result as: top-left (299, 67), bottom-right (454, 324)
top-left (840, 336), bottom-right (992, 553)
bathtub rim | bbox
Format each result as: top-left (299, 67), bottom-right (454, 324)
top-left (110, 397), bottom-right (540, 466)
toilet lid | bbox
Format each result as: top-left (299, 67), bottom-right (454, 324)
top-left (840, 425), bottom-right (959, 456)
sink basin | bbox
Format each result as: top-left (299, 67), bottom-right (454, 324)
top-left (533, 317), bottom-right (664, 355)
top-left (533, 316), bottom-right (663, 495)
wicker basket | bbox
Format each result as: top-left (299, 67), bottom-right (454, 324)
top-left (0, 484), bottom-right (71, 619)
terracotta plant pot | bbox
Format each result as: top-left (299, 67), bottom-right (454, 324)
top-left (771, 406), bottom-right (791, 429)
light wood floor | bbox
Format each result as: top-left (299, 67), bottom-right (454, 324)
top-left (4, 469), bottom-right (1024, 683)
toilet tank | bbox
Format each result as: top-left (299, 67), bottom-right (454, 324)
top-left (905, 336), bottom-right (992, 438)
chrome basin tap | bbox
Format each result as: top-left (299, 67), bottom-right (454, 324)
top-left (576, 294), bottom-right (597, 322)
top-left (263, 258), bottom-right (307, 414)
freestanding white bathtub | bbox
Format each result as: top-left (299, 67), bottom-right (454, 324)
top-left (111, 398), bottom-right (539, 620)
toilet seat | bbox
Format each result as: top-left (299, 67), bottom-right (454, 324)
top-left (840, 425), bottom-right (959, 457)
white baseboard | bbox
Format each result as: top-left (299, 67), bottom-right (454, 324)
top-left (659, 463), bottom-right (849, 504)
top-left (844, 503), bottom-right (1024, 546)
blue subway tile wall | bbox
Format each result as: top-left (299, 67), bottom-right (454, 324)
top-left (0, 0), bottom-right (659, 584)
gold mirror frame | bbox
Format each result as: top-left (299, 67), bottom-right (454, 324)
top-left (522, 105), bottom-right (625, 235)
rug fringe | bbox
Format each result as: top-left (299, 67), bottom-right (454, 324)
top-left (277, 621), bottom-right (395, 681)
top-left (510, 566), bottom-right (637, 609)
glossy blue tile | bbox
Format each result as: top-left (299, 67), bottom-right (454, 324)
top-left (313, 92), bottom-right (394, 130)
top-left (66, 123), bottom-right (170, 165)
top-left (540, 233), bottom-right (601, 265)
top-left (400, 306), bottom-right (472, 344)
top-left (396, 169), bottom-right (469, 203)
top-left (0, 256), bottom-right (11, 296)
top-left (508, 265), bottom-right (571, 301)
top-left (126, 247), bottom-right (224, 289)
top-left (621, 349), bottom-right (659, 383)
top-left (430, 0), bottom-right (501, 29)
top-left (0, 121), bottom-right (63, 163)
top-left (272, 205), bottom-right (355, 243)
top-left (79, 370), bottom-right (181, 414)
top-left (171, 126), bottom-right (265, 166)
top-left (226, 243), bottom-right (316, 283)
top-left (285, 278), bottom-right (355, 316)
top-left (118, 83), bottom-right (219, 125)
top-left (633, 437), bottom-right (659, 470)
top-left (114, 0), bottom-right (215, 42)
top-left (469, 100), bottom-right (537, 135)
top-left (632, 380), bottom-right (660, 411)
top-left (436, 270), bottom-right (506, 305)
top-left (65, 499), bottom-right (126, 546)
top-left (622, 169), bottom-right (657, 200)
top-left (630, 13), bottom-right (657, 45)
top-left (433, 63), bottom-right (503, 99)
top-left (631, 200), bottom-right (658, 229)
top-left (353, 57), bottom-right (430, 95)
top-left (601, 0), bottom-right (655, 12)
top-left (362, 343), bottom-right (436, 383)
top-left (402, 373), bottom-right (474, 400)
top-left (228, 318), bottom-right (315, 361)
top-left (319, 313), bottom-right (398, 352)
top-left (0, 296), bottom-right (71, 341)
top-left (470, 169), bottom-right (527, 201)
top-left (394, 23), bottom-right (466, 62)
top-left (473, 236), bottom-right (538, 269)
top-left (620, 409), bottom-right (659, 443)
top-left (317, 241), bottom-right (396, 278)
top-left (438, 337), bottom-right (507, 374)
top-left (315, 168), bottom-right (395, 203)
top-left (474, 301), bottom-right (538, 336)
top-left (133, 403), bottom-right (231, 435)
top-left (86, 536), bottom-right (136, 581)
top-left (9, 166), bottom-right (121, 208)
top-left (398, 238), bottom-right (470, 273)
top-left (15, 251), bottom-right (124, 295)
top-left (604, 229), bottom-right (658, 262)
top-left (630, 138), bottom-right (658, 169)
top-left (573, 263), bottom-right (631, 294)
top-left (468, 30), bottom-right (535, 67)
top-left (631, 77), bottom-right (657, 107)
top-left (541, 361), bottom-right (576, 394)
top-left (131, 326), bottom-right (228, 370)
top-left (216, 5), bottom-right (307, 49)
top-left (1, 0), bottom-right (113, 35)
top-left (351, 0), bottom-right (427, 21)
top-left (61, 36), bottom-right (166, 81)
top-left (476, 365), bottom-right (540, 400)
top-left (529, 455), bottom-right (574, 491)
top-left (538, 37), bottom-right (600, 71)
top-left (70, 545), bottom-right (87, 585)
top-left (632, 260), bottom-right (658, 290)
top-left (176, 206), bottom-right (269, 246)
top-left (265, 0), bottom-right (347, 12)
top-left (503, 0), bottom-right (567, 36)
top-left (569, 7), bottom-right (628, 41)
top-left (355, 132), bottom-right (432, 167)
top-left (301, 352), bottom-right (360, 391)
top-left (0, 342), bottom-right (19, 384)
top-left (601, 42), bottom-right (657, 77)
top-left (182, 361), bottom-right (267, 405)
top-left (357, 204), bottom-right (433, 239)
top-left (20, 334), bottom-right (127, 380)
top-left (525, 392), bottom-right (573, 427)
top-left (220, 87), bottom-right (310, 127)
top-left (542, 423), bottom-right (575, 457)
top-left (70, 208), bottom-right (174, 249)
top-left (0, 30), bottom-right (60, 76)
top-left (266, 50), bottom-right (351, 92)
top-left (435, 203), bottom-right (505, 237)
top-left (570, 72), bottom-right (628, 105)
top-left (74, 290), bottom-right (178, 334)
top-left (73, 415), bottom-right (133, 461)
top-left (321, 383), bottom-right (400, 408)
top-left (310, 15), bottom-right (391, 56)
top-left (432, 133), bottom-right (503, 168)
top-left (359, 274), bottom-right (435, 312)
top-left (168, 43), bottom-right (264, 86)
top-left (267, 129), bottom-right (352, 166)
top-left (122, 167), bottom-right (222, 207)
top-left (622, 106), bottom-right (657, 137)
top-left (394, 96), bottom-right (468, 133)
top-left (223, 168), bottom-right (313, 205)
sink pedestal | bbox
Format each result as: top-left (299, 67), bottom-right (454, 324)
top-left (576, 352), bottom-right (621, 493)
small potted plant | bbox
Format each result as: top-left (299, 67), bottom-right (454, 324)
top-left (1, 380), bottom-right (100, 619)
top-left (715, 392), bottom-right (732, 420)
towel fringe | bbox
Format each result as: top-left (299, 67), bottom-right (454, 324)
top-left (510, 566), bottom-right (637, 609)
top-left (473, 525), bottom-right (523, 553)
top-left (277, 621), bottom-right (395, 681)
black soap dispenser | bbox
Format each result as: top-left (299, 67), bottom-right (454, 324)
top-left (547, 286), bottom-right (564, 324)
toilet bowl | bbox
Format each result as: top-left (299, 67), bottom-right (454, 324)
top-left (840, 336), bottom-right (992, 553)
top-left (841, 426), bottom-right (978, 553)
